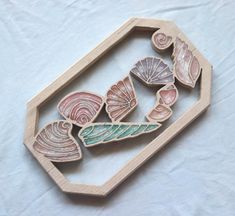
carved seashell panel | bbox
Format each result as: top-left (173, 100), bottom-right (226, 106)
top-left (57, 92), bottom-right (104, 127)
top-left (130, 57), bottom-right (174, 86)
top-left (146, 104), bottom-right (172, 122)
top-left (78, 122), bottom-right (161, 147)
top-left (173, 37), bottom-right (201, 88)
top-left (146, 84), bottom-right (178, 122)
top-left (33, 121), bottom-right (82, 162)
top-left (152, 31), bottom-right (173, 52)
top-left (157, 84), bottom-right (178, 106)
top-left (105, 76), bottom-right (137, 122)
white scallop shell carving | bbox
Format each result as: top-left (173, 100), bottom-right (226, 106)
top-left (106, 76), bottom-right (137, 122)
top-left (130, 57), bottom-right (174, 86)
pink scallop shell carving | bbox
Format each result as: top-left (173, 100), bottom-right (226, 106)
top-left (158, 84), bottom-right (178, 106)
top-left (33, 121), bottom-right (82, 162)
top-left (106, 76), bottom-right (137, 122)
top-left (146, 104), bottom-right (172, 122)
top-left (173, 37), bottom-right (201, 88)
top-left (130, 57), bottom-right (174, 86)
top-left (57, 92), bottom-right (104, 127)
top-left (152, 32), bottom-right (173, 52)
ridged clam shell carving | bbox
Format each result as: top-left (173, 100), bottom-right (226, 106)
top-left (173, 37), bottom-right (201, 88)
top-left (130, 57), bottom-right (174, 86)
top-left (57, 92), bottom-right (104, 127)
top-left (33, 121), bottom-right (82, 162)
top-left (152, 32), bottom-right (173, 52)
top-left (157, 84), bottom-right (178, 106)
top-left (106, 76), bottom-right (137, 122)
top-left (78, 122), bottom-right (161, 147)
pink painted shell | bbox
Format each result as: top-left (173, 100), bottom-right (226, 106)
top-left (152, 32), bottom-right (173, 52)
top-left (130, 57), bottom-right (174, 86)
top-left (106, 76), bottom-right (137, 122)
top-left (57, 92), bottom-right (104, 127)
top-left (33, 121), bottom-right (82, 162)
top-left (146, 104), bottom-right (172, 122)
top-left (158, 84), bottom-right (178, 106)
top-left (146, 84), bottom-right (178, 122)
top-left (173, 37), bottom-right (201, 88)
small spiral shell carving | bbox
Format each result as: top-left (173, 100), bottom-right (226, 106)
top-left (152, 32), bottom-right (173, 52)
top-left (58, 92), bottom-right (104, 127)
top-left (33, 121), bottom-right (82, 162)
top-left (106, 76), bottom-right (137, 122)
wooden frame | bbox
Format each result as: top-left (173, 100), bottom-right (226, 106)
top-left (24, 18), bottom-right (212, 197)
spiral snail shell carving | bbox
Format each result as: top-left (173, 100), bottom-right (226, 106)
top-left (152, 32), bottom-right (173, 52)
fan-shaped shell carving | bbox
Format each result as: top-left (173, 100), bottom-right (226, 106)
top-left (173, 37), bottom-right (201, 88)
top-left (158, 84), bottom-right (178, 106)
top-left (33, 121), bottom-right (82, 162)
top-left (152, 31), bottom-right (173, 52)
top-left (130, 57), bottom-right (174, 86)
top-left (78, 122), bottom-right (161, 147)
top-left (146, 104), bottom-right (172, 122)
top-left (106, 76), bottom-right (137, 122)
top-left (57, 92), bottom-right (104, 127)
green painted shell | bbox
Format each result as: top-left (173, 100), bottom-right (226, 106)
top-left (78, 122), bottom-right (161, 147)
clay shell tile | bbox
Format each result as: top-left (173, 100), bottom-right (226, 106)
top-left (105, 76), bottom-right (137, 122)
top-left (146, 104), bottom-right (172, 123)
top-left (152, 31), bottom-right (173, 52)
top-left (78, 122), bottom-right (161, 147)
top-left (33, 121), bottom-right (82, 162)
top-left (146, 84), bottom-right (178, 123)
top-left (158, 84), bottom-right (178, 106)
top-left (57, 92), bottom-right (104, 127)
top-left (130, 57), bottom-right (174, 86)
top-left (173, 37), bottom-right (201, 88)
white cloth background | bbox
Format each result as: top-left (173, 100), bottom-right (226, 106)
top-left (0, 0), bottom-right (235, 215)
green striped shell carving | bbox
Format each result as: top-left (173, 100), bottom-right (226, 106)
top-left (78, 122), bottom-right (161, 147)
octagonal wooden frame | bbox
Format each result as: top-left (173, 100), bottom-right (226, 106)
top-left (24, 18), bottom-right (212, 197)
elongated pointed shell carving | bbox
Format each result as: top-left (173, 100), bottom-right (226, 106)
top-left (57, 92), bottom-right (104, 127)
top-left (33, 121), bottom-right (82, 162)
top-left (130, 57), bottom-right (174, 86)
top-left (173, 37), bottom-right (201, 88)
top-left (157, 84), bottom-right (178, 106)
top-left (78, 122), bottom-right (161, 147)
top-left (105, 76), bottom-right (137, 122)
